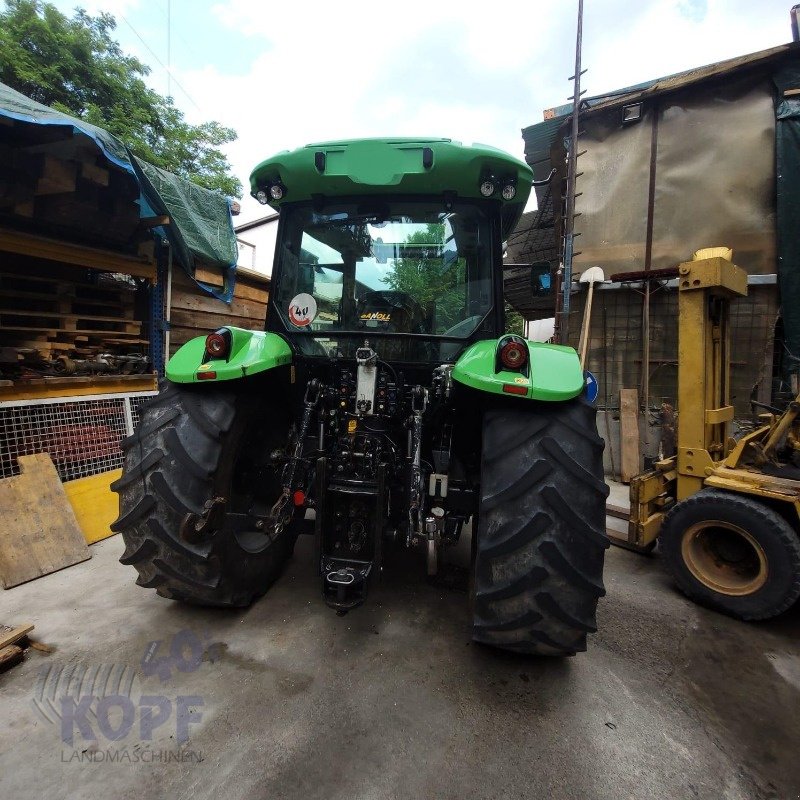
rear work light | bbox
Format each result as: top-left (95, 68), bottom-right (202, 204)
top-left (205, 329), bottom-right (231, 360)
top-left (499, 340), bottom-right (528, 371)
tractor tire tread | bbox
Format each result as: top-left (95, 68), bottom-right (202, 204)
top-left (473, 397), bottom-right (608, 655)
top-left (112, 383), bottom-right (295, 607)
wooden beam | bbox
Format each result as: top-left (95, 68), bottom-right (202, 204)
top-left (0, 623), bottom-right (34, 649)
top-left (139, 215), bottom-right (170, 229)
top-left (0, 227), bottom-right (156, 280)
top-left (0, 644), bottom-right (24, 670)
top-left (0, 373), bottom-right (156, 402)
top-left (35, 156), bottom-right (77, 196)
top-left (620, 388), bottom-right (640, 483)
top-left (80, 161), bottom-right (109, 187)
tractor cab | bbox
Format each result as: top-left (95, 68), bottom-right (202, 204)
top-left (251, 138), bottom-right (532, 365)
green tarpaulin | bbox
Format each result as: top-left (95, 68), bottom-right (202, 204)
top-left (131, 156), bottom-right (237, 301)
top-left (0, 81), bottom-right (237, 302)
top-left (774, 64), bottom-right (800, 372)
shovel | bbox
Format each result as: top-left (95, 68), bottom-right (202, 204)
top-left (577, 266), bottom-right (605, 369)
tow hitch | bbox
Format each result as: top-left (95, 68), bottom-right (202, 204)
top-left (315, 459), bottom-right (386, 614)
top-left (322, 560), bottom-right (373, 614)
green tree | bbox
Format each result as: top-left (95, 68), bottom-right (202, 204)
top-left (384, 223), bottom-right (467, 331)
top-left (384, 223), bottom-right (528, 335)
top-left (0, 0), bottom-right (242, 196)
top-left (504, 301), bottom-right (525, 336)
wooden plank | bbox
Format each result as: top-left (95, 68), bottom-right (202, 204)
top-left (0, 289), bottom-right (131, 311)
top-left (172, 283), bottom-right (266, 307)
top-left (0, 623), bottom-right (34, 649)
top-left (169, 326), bottom-right (202, 347)
top-left (0, 272), bottom-right (136, 308)
top-left (0, 644), bottom-right (24, 670)
top-left (620, 388), bottom-right (640, 484)
top-left (171, 267), bottom-right (268, 303)
top-left (170, 308), bottom-right (263, 331)
top-left (0, 373), bottom-right (156, 401)
top-left (139, 215), bottom-right (170, 229)
top-left (0, 227), bottom-right (155, 280)
top-left (172, 291), bottom-right (265, 319)
top-left (80, 161), bottom-right (109, 187)
top-left (0, 454), bottom-right (90, 589)
top-left (28, 640), bottom-right (55, 653)
top-left (35, 156), bottom-right (77, 196)
top-left (0, 325), bottom-right (141, 337)
top-left (64, 468), bottom-right (122, 544)
top-left (0, 308), bottom-right (141, 324)
top-left (606, 504), bottom-right (630, 520)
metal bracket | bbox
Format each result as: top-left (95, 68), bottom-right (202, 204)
top-left (428, 473), bottom-right (448, 497)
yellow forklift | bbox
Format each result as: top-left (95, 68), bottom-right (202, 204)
top-left (622, 249), bottom-right (800, 619)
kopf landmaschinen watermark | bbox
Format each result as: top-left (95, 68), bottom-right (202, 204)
top-left (31, 628), bottom-right (215, 762)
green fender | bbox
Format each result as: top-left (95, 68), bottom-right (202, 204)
top-left (166, 327), bottom-right (292, 383)
top-left (451, 339), bottom-right (585, 401)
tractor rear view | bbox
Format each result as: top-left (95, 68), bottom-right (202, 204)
top-left (113, 138), bottom-right (609, 656)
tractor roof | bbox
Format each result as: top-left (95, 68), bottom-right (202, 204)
top-left (249, 137), bottom-right (532, 237)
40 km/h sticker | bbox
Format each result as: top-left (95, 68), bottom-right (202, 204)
top-left (288, 293), bottom-right (317, 327)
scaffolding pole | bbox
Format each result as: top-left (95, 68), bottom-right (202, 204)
top-left (557, 0), bottom-right (585, 345)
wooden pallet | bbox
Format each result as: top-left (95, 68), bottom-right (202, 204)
top-left (0, 623), bottom-right (34, 672)
top-left (0, 259), bottom-right (147, 368)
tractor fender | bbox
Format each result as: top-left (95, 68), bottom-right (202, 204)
top-left (451, 338), bottom-right (585, 401)
top-left (166, 327), bottom-right (292, 383)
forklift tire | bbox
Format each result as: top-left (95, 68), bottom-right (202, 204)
top-left (111, 381), bottom-right (296, 607)
top-left (660, 489), bottom-right (800, 620)
top-left (472, 398), bottom-right (610, 655)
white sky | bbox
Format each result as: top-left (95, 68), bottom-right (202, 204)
top-left (48, 0), bottom-right (797, 222)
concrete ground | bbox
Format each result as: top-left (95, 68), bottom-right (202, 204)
top-left (2, 530), bottom-right (800, 800)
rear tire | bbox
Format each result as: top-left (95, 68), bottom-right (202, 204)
top-left (112, 381), bottom-right (296, 607)
top-left (472, 397), bottom-right (610, 655)
top-left (660, 489), bottom-right (800, 620)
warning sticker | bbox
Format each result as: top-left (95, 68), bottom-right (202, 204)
top-left (288, 293), bottom-right (317, 327)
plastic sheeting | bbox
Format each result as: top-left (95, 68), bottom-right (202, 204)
top-left (773, 64), bottom-right (800, 368)
top-left (572, 73), bottom-right (777, 277)
top-left (0, 81), bottom-right (237, 302)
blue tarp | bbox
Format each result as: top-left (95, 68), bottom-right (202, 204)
top-left (0, 81), bottom-right (236, 302)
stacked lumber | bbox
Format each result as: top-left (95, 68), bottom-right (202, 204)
top-left (0, 256), bottom-right (149, 380)
top-left (0, 121), bottom-right (142, 252)
top-left (0, 120), bottom-right (156, 382)
top-left (169, 264), bottom-right (269, 355)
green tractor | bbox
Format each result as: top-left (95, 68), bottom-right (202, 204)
top-left (113, 138), bottom-right (609, 656)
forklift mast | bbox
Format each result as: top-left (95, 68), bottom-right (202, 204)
top-left (626, 250), bottom-right (747, 548)
top-left (675, 252), bottom-right (748, 499)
